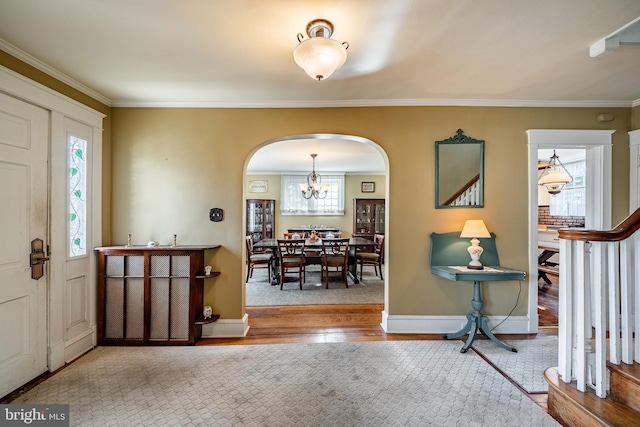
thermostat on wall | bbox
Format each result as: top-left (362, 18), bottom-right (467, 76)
top-left (209, 208), bottom-right (223, 222)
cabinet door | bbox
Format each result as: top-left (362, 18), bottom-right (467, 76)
top-left (246, 199), bottom-right (275, 241)
top-left (354, 200), bottom-right (371, 235)
top-left (149, 255), bottom-right (190, 341)
top-left (374, 202), bottom-right (385, 234)
top-left (264, 200), bottom-right (275, 239)
top-left (103, 255), bottom-right (145, 340)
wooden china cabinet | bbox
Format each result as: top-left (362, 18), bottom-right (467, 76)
top-left (246, 199), bottom-right (275, 242)
top-left (353, 199), bottom-right (385, 240)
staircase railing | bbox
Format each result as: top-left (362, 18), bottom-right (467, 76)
top-left (557, 208), bottom-right (640, 398)
top-left (444, 174), bottom-right (481, 206)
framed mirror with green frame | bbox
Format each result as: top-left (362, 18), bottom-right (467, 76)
top-left (435, 129), bottom-right (484, 208)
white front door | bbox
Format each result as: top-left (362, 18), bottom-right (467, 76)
top-left (0, 92), bottom-right (49, 397)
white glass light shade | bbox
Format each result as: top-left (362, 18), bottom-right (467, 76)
top-left (539, 169), bottom-right (572, 195)
top-left (293, 37), bottom-right (347, 81)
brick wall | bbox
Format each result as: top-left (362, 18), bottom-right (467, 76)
top-left (538, 206), bottom-right (585, 227)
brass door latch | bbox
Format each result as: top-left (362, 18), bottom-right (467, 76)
top-left (30, 238), bottom-right (50, 280)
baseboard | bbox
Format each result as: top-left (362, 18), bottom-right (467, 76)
top-left (381, 310), bottom-right (533, 334)
top-left (201, 313), bottom-right (249, 338)
top-left (64, 329), bottom-right (96, 363)
top-left (48, 341), bottom-right (66, 372)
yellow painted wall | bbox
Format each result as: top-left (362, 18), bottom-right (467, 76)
top-left (633, 105), bottom-right (640, 130)
top-left (109, 106), bottom-right (632, 321)
top-left (1, 52), bottom-right (634, 326)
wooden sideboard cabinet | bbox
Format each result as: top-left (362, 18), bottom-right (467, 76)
top-left (95, 245), bottom-right (220, 345)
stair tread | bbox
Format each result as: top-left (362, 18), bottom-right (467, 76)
top-left (545, 367), bottom-right (640, 426)
top-left (607, 361), bottom-right (640, 384)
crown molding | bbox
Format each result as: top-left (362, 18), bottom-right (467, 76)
top-left (112, 97), bottom-right (634, 109)
top-left (1, 38), bottom-right (635, 110)
top-left (0, 38), bottom-right (111, 106)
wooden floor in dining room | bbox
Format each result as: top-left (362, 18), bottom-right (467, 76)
top-left (199, 273), bottom-right (559, 413)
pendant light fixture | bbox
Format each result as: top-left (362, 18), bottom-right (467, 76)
top-left (300, 154), bottom-right (330, 199)
top-left (293, 19), bottom-right (349, 81)
top-left (538, 150), bottom-right (573, 195)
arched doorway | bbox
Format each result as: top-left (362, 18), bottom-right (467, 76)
top-left (243, 134), bottom-right (389, 309)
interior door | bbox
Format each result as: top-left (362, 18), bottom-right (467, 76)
top-left (0, 92), bottom-right (49, 397)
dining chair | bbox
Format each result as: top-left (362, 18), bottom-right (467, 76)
top-left (276, 239), bottom-right (306, 290)
top-left (356, 234), bottom-right (384, 280)
top-left (245, 235), bottom-right (274, 283)
top-left (321, 238), bottom-right (350, 288)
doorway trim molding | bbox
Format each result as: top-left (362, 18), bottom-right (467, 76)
top-left (0, 65), bottom-right (104, 372)
top-left (630, 129), bottom-right (640, 212)
top-left (526, 129), bottom-right (614, 333)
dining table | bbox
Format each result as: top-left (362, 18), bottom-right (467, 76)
top-left (253, 236), bottom-right (377, 285)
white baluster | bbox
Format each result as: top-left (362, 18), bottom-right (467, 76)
top-left (558, 237), bottom-right (573, 382)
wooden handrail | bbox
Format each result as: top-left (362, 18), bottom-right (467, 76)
top-left (558, 208), bottom-right (640, 242)
top-left (443, 174), bottom-right (480, 206)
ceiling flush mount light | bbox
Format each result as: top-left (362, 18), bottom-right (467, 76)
top-left (300, 153), bottom-right (330, 199)
top-left (293, 19), bottom-right (349, 81)
top-left (538, 150), bottom-right (573, 195)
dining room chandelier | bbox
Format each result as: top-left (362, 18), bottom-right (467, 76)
top-left (293, 19), bottom-right (349, 81)
top-left (538, 150), bottom-right (573, 195)
top-left (300, 153), bottom-right (330, 199)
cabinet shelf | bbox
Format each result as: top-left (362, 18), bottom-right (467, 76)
top-left (195, 271), bottom-right (220, 279)
top-left (194, 314), bottom-right (220, 325)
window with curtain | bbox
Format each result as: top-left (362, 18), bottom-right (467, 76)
top-left (549, 160), bottom-right (585, 217)
top-left (280, 174), bottom-right (345, 215)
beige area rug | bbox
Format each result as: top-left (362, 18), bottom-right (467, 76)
top-left (246, 265), bottom-right (384, 306)
top-left (10, 341), bottom-right (559, 426)
top-left (472, 336), bottom-right (558, 393)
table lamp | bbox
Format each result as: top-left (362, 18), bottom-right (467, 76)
top-left (460, 220), bottom-right (491, 270)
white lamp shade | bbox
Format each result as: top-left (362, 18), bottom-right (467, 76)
top-left (460, 220), bottom-right (491, 239)
top-left (538, 169), bottom-right (572, 186)
top-left (293, 37), bottom-right (347, 80)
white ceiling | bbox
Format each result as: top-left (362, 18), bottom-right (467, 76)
top-left (247, 137), bottom-right (384, 174)
top-left (0, 0), bottom-right (638, 172)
